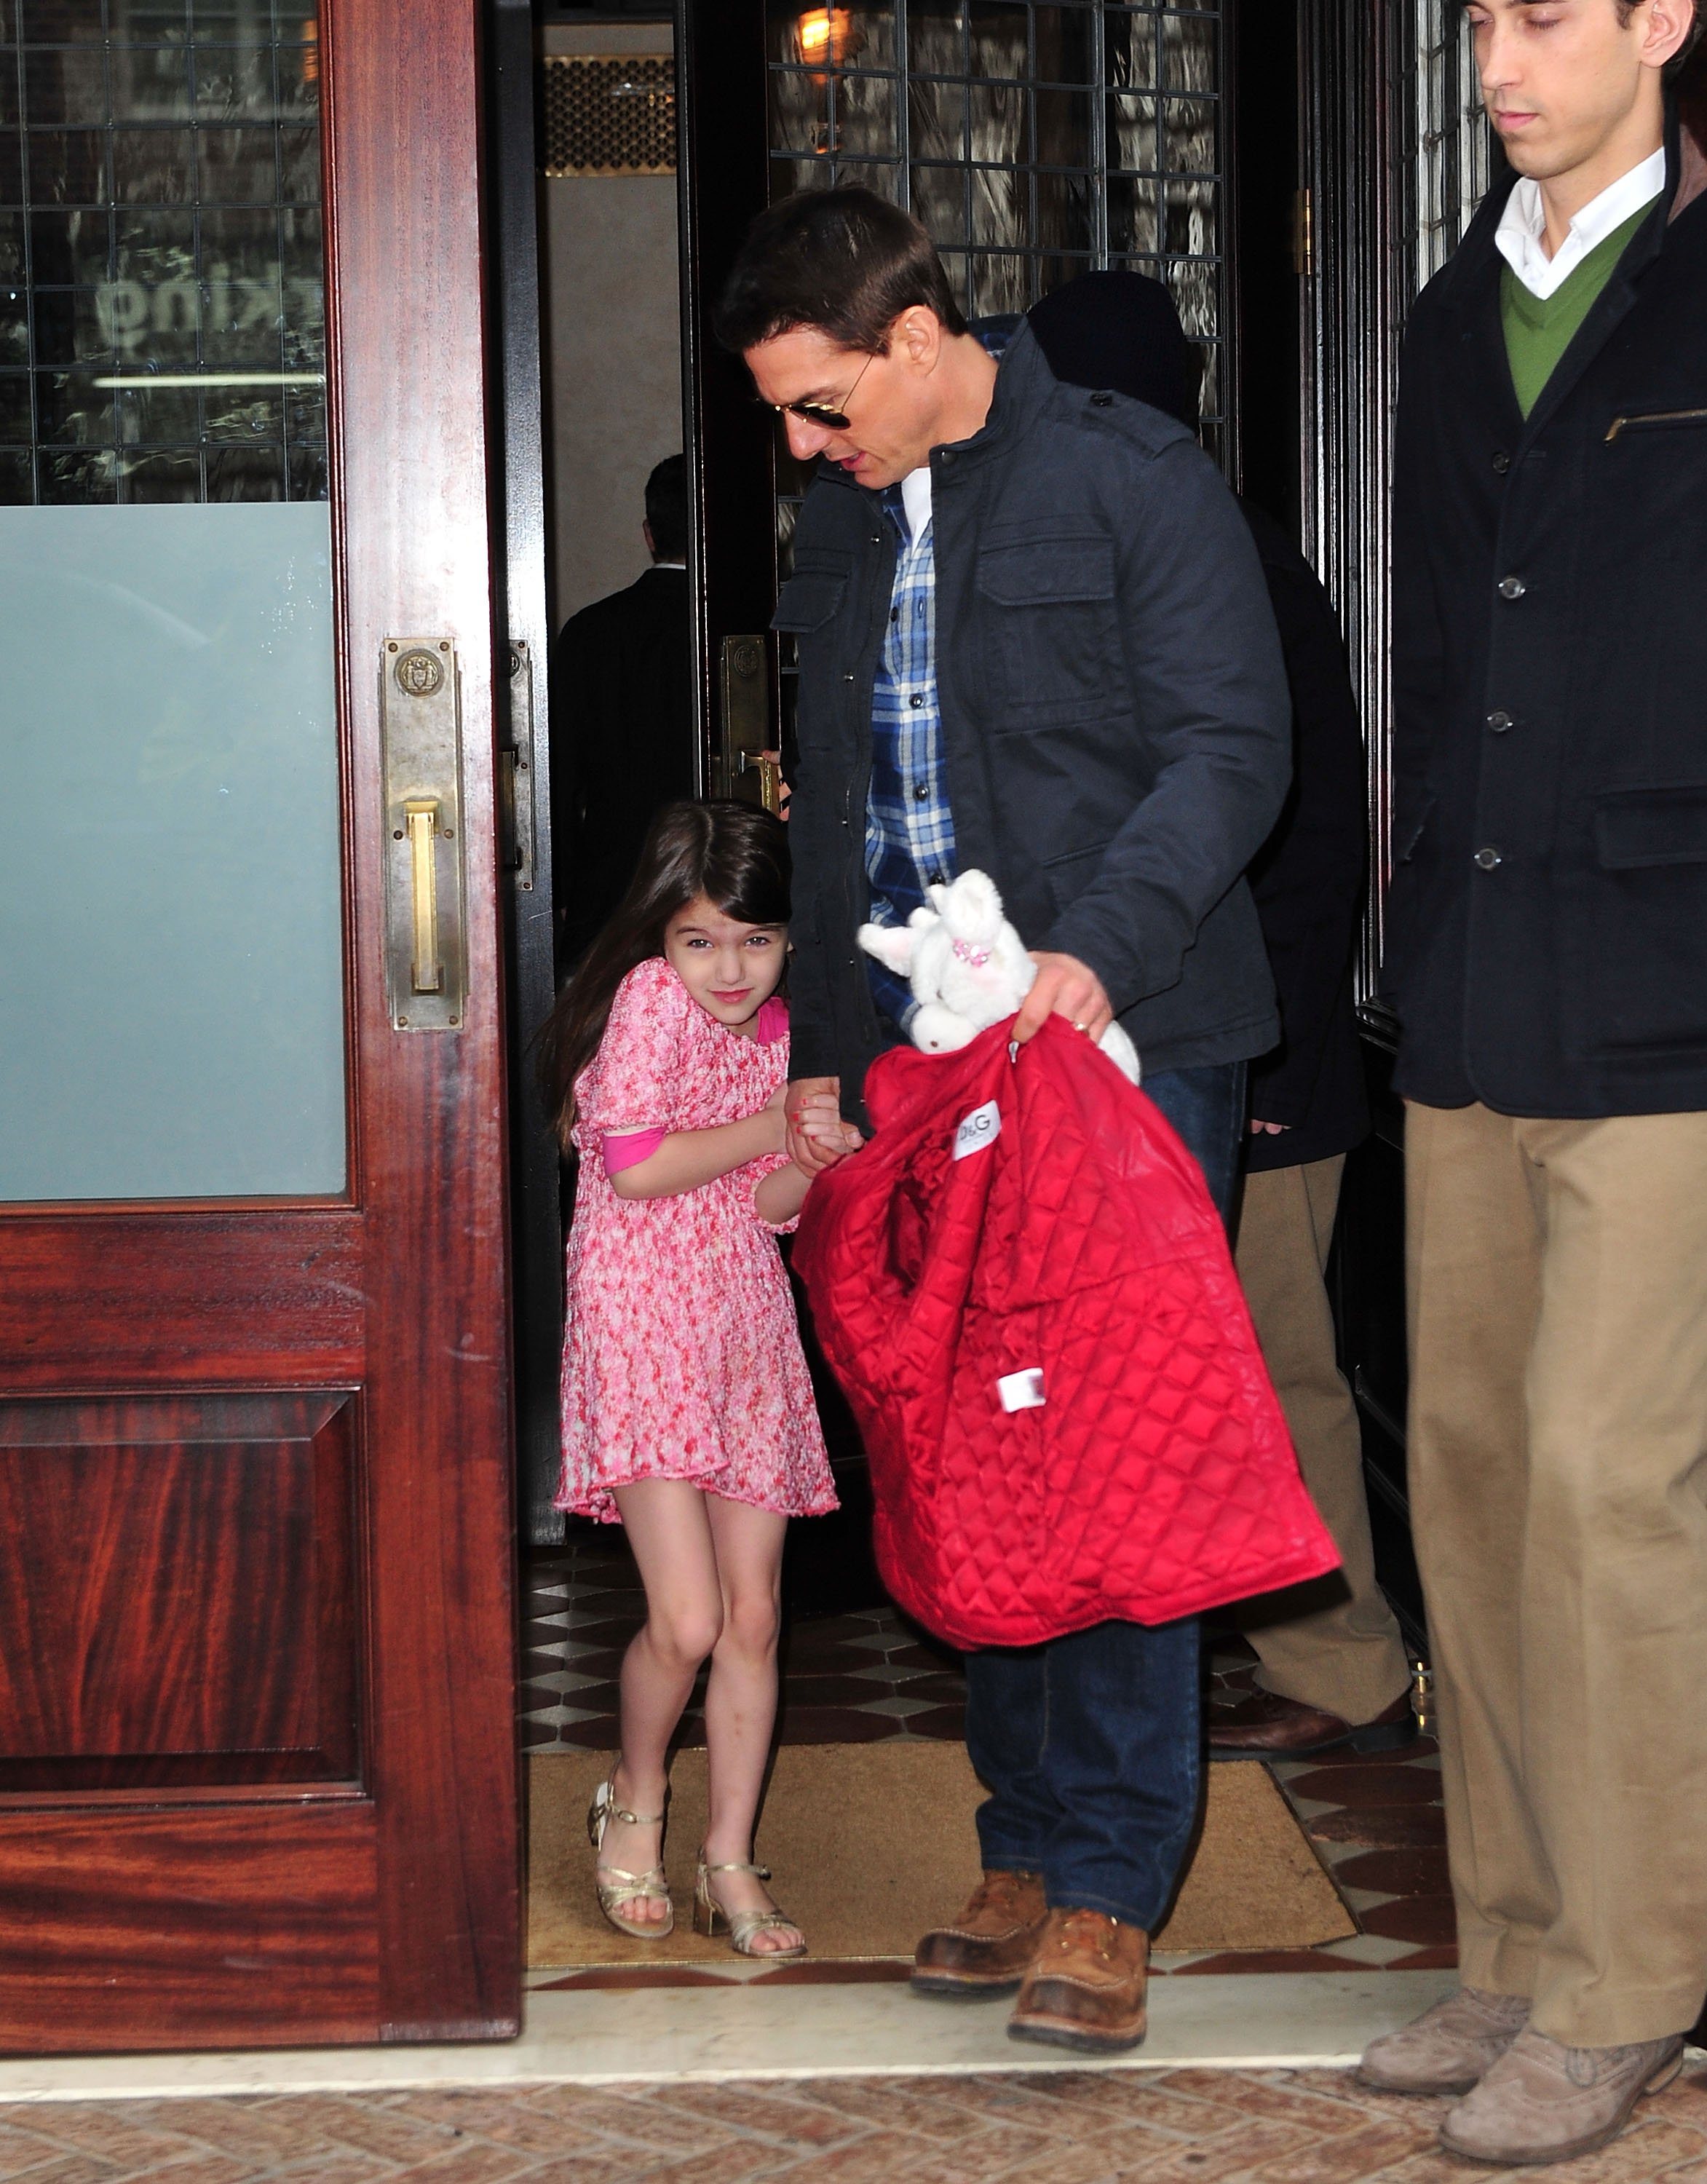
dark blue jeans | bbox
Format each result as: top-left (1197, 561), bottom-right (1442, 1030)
top-left (962, 1061), bottom-right (1246, 1929)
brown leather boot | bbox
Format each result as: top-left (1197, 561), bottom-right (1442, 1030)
top-left (1007, 1907), bottom-right (1149, 2052)
top-left (911, 1869), bottom-right (1049, 1998)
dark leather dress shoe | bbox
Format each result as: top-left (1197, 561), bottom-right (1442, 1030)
top-left (912, 1869), bottom-right (1049, 1998)
top-left (1008, 1908), bottom-right (1149, 2052)
top-left (1208, 1685), bottom-right (1417, 1760)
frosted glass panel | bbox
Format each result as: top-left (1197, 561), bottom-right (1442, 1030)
top-left (0, 500), bottom-right (345, 1198)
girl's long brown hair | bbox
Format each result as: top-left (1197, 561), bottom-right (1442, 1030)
top-left (538, 799), bottom-right (791, 1147)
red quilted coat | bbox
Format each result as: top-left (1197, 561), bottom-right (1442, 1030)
top-left (793, 1017), bottom-right (1339, 1648)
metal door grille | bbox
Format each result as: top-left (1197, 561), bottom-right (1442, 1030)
top-left (767, 1), bottom-right (1230, 469)
top-left (1302, 0), bottom-right (1492, 997)
top-left (539, 54), bottom-right (676, 178)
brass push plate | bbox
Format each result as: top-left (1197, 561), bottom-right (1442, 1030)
top-left (381, 638), bottom-right (467, 1032)
top-left (718, 634), bottom-right (780, 813)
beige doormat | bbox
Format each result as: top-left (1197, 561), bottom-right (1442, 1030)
top-left (528, 1744), bottom-right (1352, 1969)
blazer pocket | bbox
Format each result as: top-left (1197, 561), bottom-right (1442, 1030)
top-left (1395, 796), bottom-right (1436, 863)
top-left (1593, 784), bottom-right (1707, 869)
top-left (1603, 405), bottom-right (1707, 444)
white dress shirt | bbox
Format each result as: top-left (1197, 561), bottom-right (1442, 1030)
top-left (1495, 147), bottom-right (1666, 301)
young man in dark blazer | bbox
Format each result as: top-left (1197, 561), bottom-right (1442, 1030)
top-left (718, 190), bottom-right (1291, 2053)
top-left (1358, 0), bottom-right (1707, 2163)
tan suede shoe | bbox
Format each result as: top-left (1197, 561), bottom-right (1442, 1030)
top-left (1439, 2027), bottom-right (1685, 2164)
top-left (1358, 1985), bottom-right (1531, 2095)
top-left (1007, 1907), bottom-right (1149, 2054)
top-left (911, 1869), bottom-right (1048, 1998)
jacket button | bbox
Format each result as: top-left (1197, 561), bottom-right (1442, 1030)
top-left (1474, 846), bottom-right (1503, 871)
top-left (1486, 710), bottom-right (1513, 733)
top-left (940, 451), bottom-right (954, 466)
top-left (844, 673), bottom-right (855, 684)
top-left (1492, 451), bottom-right (1511, 474)
top-left (1497, 575), bottom-right (1526, 601)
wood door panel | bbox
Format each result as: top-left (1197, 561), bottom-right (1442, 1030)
top-left (0, 1803), bottom-right (379, 2052)
top-left (0, 1214), bottom-right (365, 1390)
top-left (0, 1395), bottom-right (358, 1790)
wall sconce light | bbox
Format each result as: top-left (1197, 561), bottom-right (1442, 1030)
top-left (796, 9), bottom-right (862, 69)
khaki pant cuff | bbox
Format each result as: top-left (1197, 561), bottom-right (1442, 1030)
top-left (1252, 1670), bottom-right (1414, 1725)
top-left (1529, 1987), bottom-right (1704, 2052)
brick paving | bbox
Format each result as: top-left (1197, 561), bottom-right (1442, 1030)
top-left (2, 2062), bottom-right (1705, 2183)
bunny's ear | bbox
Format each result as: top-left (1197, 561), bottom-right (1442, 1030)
top-left (946, 869), bottom-right (1005, 940)
top-left (857, 922), bottom-right (916, 975)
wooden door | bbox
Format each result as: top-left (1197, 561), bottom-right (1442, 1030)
top-left (0, 0), bottom-right (518, 2052)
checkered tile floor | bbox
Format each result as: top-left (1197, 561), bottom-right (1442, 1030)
top-left (520, 1527), bottom-right (1454, 1979)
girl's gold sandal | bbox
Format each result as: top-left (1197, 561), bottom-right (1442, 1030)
top-left (587, 1768), bottom-right (673, 1941)
top-left (692, 1853), bottom-right (806, 1959)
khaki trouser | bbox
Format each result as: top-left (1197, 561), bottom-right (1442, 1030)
top-left (1233, 1157), bottom-right (1411, 1724)
top-left (1406, 1100), bottom-right (1707, 2046)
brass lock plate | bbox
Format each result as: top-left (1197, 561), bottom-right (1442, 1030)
top-left (381, 638), bottom-right (467, 1032)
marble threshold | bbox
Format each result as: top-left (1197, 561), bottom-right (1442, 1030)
top-left (0, 1966), bottom-right (1468, 2103)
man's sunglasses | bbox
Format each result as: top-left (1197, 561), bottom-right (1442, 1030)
top-left (762, 349), bottom-right (877, 433)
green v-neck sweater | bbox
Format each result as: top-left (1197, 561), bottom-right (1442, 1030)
top-left (1501, 202), bottom-right (1652, 418)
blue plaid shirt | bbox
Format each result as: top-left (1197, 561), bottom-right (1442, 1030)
top-left (860, 320), bottom-right (1014, 1034)
top-left (863, 475), bottom-right (957, 1031)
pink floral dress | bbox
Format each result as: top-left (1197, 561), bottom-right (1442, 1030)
top-left (555, 955), bottom-right (837, 1525)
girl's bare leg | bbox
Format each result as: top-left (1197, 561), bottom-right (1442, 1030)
top-left (604, 1481), bottom-right (724, 1923)
top-left (700, 1495), bottom-right (800, 1952)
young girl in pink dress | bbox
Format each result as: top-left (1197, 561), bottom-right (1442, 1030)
top-left (541, 800), bottom-right (850, 1958)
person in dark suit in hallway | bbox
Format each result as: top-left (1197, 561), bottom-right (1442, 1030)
top-left (1026, 270), bottom-right (1416, 1765)
top-left (551, 454), bottom-right (696, 971)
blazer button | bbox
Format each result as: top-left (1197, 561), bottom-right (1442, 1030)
top-left (1486, 710), bottom-right (1513, 732)
top-left (844, 673), bottom-right (856, 684)
top-left (1497, 575), bottom-right (1526, 601)
top-left (1492, 450), bottom-right (1511, 474)
top-left (1474, 846), bottom-right (1503, 871)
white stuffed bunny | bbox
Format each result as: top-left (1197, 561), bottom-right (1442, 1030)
top-left (858, 870), bottom-right (1141, 1085)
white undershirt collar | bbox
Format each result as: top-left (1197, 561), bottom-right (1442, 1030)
top-left (1495, 147), bottom-right (1665, 301)
top-left (900, 465), bottom-right (932, 542)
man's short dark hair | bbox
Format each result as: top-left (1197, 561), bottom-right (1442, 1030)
top-left (644, 453), bottom-right (687, 561)
top-left (715, 186), bottom-right (967, 357)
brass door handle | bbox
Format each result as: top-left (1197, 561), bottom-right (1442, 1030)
top-left (405, 799), bottom-right (443, 993)
top-left (739, 748), bottom-right (785, 817)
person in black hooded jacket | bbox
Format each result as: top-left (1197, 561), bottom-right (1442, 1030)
top-left (1027, 272), bottom-right (1414, 1763)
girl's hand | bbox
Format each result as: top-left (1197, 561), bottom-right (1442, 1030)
top-left (793, 1085), bottom-right (863, 1162)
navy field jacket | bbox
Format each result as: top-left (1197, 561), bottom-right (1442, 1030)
top-left (1387, 115), bottom-right (1707, 1116)
top-left (775, 323), bottom-right (1292, 1112)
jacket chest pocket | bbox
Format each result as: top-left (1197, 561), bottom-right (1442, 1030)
top-left (974, 532), bottom-right (1122, 724)
top-left (772, 560), bottom-right (852, 732)
top-left (772, 563), bottom-right (849, 637)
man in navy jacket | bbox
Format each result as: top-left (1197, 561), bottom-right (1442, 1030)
top-left (718, 189), bottom-right (1291, 2053)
